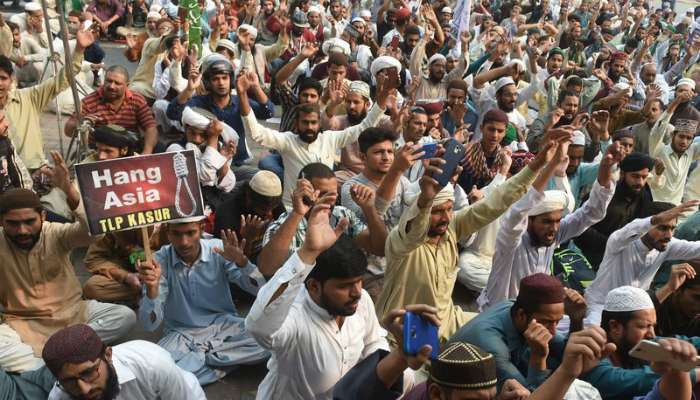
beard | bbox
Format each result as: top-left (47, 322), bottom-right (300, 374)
top-left (297, 129), bottom-right (319, 143)
top-left (427, 222), bottom-right (449, 237)
top-left (7, 231), bottom-right (40, 250)
top-left (320, 290), bottom-right (360, 316)
top-left (347, 111), bottom-right (367, 126)
top-left (429, 72), bottom-right (444, 83)
top-left (615, 337), bottom-right (647, 370)
top-left (69, 362), bottom-right (120, 400)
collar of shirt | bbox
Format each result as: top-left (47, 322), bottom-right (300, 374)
top-left (113, 354), bottom-right (137, 385)
top-left (168, 239), bottom-right (212, 268)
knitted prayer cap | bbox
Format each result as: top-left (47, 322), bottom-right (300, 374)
top-left (42, 324), bottom-right (104, 376)
top-left (620, 152), bottom-right (655, 173)
top-left (604, 286), bottom-right (654, 312)
top-left (612, 129), bottom-right (635, 141)
top-left (674, 119), bottom-right (699, 134)
top-left (430, 342), bottom-right (497, 390)
top-left (0, 188), bottom-right (41, 215)
top-left (516, 273), bottom-right (565, 305)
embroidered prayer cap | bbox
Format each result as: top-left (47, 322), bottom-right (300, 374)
top-left (349, 81), bottom-right (371, 100)
top-left (216, 39), bottom-right (237, 55)
top-left (395, 7), bottom-right (410, 22)
top-left (620, 152), bottom-right (655, 173)
top-left (430, 342), bottom-right (497, 390)
top-left (572, 130), bottom-right (586, 146)
top-left (516, 273), bottom-right (566, 304)
top-left (604, 286), bottom-right (654, 312)
top-left (528, 190), bottom-right (568, 217)
top-left (42, 324), bottom-right (104, 377)
top-left (611, 51), bottom-right (629, 61)
top-left (370, 56), bottom-right (402, 77)
top-left (494, 76), bottom-right (516, 93)
top-left (249, 170), bottom-right (282, 197)
top-left (673, 118), bottom-right (699, 134)
top-left (0, 188), bottom-right (41, 214)
top-left (612, 129), bottom-right (635, 141)
top-left (548, 47), bottom-right (565, 59)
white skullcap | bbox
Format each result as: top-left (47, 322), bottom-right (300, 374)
top-left (249, 170), bottom-right (282, 197)
top-left (676, 78), bottom-right (696, 90)
top-left (351, 17), bottom-right (365, 24)
top-left (612, 82), bottom-right (633, 97)
top-left (24, 2), bottom-right (41, 12)
top-left (238, 24), bottom-right (258, 39)
top-left (494, 76), bottom-right (516, 92)
top-left (528, 190), bottom-right (568, 216)
top-left (349, 81), bottom-right (370, 99)
top-left (509, 58), bottom-right (526, 73)
top-left (441, 6), bottom-right (452, 13)
top-left (322, 37), bottom-right (351, 56)
top-left (370, 55), bottom-right (402, 76)
top-left (307, 5), bottom-right (322, 14)
top-left (604, 286), bottom-right (655, 312)
top-left (147, 11), bottom-right (162, 20)
top-left (360, 9), bottom-right (371, 18)
top-left (216, 39), bottom-right (236, 54)
top-left (428, 53), bottom-right (447, 65)
top-left (150, 4), bottom-right (163, 12)
top-left (181, 107), bottom-right (239, 144)
top-left (572, 130), bottom-right (586, 146)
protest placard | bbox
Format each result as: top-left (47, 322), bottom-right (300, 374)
top-left (75, 150), bottom-right (204, 236)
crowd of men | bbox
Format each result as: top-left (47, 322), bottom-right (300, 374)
top-left (0, 0), bottom-right (700, 398)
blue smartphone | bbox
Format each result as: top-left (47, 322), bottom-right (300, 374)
top-left (403, 311), bottom-right (440, 359)
top-left (431, 139), bottom-right (465, 187)
top-left (416, 143), bottom-right (438, 159)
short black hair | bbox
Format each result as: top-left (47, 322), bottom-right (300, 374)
top-left (299, 162), bottom-right (335, 180)
top-left (557, 90), bottom-right (578, 105)
top-left (646, 201), bottom-right (676, 218)
top-left (601, 310), bottom-right (636, 335)
top-left (6, 21), bottom-right (18, 32)
top-left (447, 79), bottom-right (469, 93)
top-left (298, 77), bottom-right (323, 96)
top-left (0, 56), bottom-right (13, 77)
top-left (105, 65), bottom-right (130, 82)
top-left (510, 298), bottom-right (539, 319)
top-left (328, 52), bottom-right (348, 67)
top-left (358, 127), bottom-right (398, 153)
top-left (293, 102), bottom-right (321, 118)
top-left (405, 24), bottom-right (421, 36)
top-left (306, 234), bottom-right (367, 284)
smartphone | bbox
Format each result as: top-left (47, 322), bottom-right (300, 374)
top-left (403, 311), bottom-right (439, 359)
top-left (390, 35), bottom-right (400, 50)
top-left (629, 340), bottom-right (700, 371)
top-left (416, 143), bottom-right (438, 159)
top-left (578, 115), bottom-right (590, 127)
top-left (431, 139), bottom-right (466, 187)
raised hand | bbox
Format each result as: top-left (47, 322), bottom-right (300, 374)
top-left (587, 110), bottom-right (610, 137)
top-left (651, 200), bottom-right (700, 226)
top-left (645, 83), bottom-right (663, 100)
top-left (391, 142), bottom-right (422, 173)
top-left (40, 151), bottom-right (71, 192)
top-left (214, 229), bottom-right (248, 267)
top-left (0, 112), bottom-right (9, 137)
top-left (467, 185), bottom-right (484, 204)
top-left (499, 378), bottom-right (531, 400)
top-left (498, 146), bottom-right (513, 175)
top-left (664, 263), bottom-right (697, 293)
top-left (572, 112), bottom-right (590, 130)
top-left (350, 184), bottom-right (376, 211)
top-left (524, 319), bottom-right (552, 359)
top-left (382, 304), bottom-right (440, 369)
top-left (650, 338), bottom-right (698, 374)
top-left (240, 213), bottom-right (270, 246)
top-left (219, 140), bottom-right (237, 160)
top-left (299, 194), bottom-right (349, 259)
top-left (235, 69), bottom-right (253, 94)
top-left (654, 158), bottom-right (665, 176)
top-left (75, 28), bottom-right (96, 50)
top-left (187, 65), bottom-right (202, 92)
top-left (559, 326), bottom-right (616, 378)
top-left (291, 178), bottom-right (318, 216)
top-left (124, 272), bottom-right (142, 290)
top-left (564, 287), bottom-right (587, 321)
top-left (206, 119), bottom-right (224, 140)
top-left (300, 41), bottom-right (319, 59)
top-left (592, 68), bottom-right (607, 81)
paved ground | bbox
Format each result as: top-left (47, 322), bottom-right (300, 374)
top-left (3, 0), bottom-right (697, 397)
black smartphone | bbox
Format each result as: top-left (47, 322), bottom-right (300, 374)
top-left (431, 139), bottom-right (465, 187)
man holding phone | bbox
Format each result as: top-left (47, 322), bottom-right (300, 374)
top-left (377, 134), bottom-right (567, 343)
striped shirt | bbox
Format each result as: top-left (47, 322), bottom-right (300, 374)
top-left (81, 87), bottom-right (156, 133)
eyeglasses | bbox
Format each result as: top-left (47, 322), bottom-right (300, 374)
top-left (57, 359), bottom-right (102, 391)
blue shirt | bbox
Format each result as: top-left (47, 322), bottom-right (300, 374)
top-left (139, 239), bottom-right (265, 332)
top-left (166, 95), bottom-right (274, 165)
top-left (547, 162), bottom-right (600, 207)
top-left (448, 300), bottom-right (566, 391)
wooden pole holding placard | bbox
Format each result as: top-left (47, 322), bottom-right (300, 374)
top-left (141, 227), bottom-right (152, 262)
